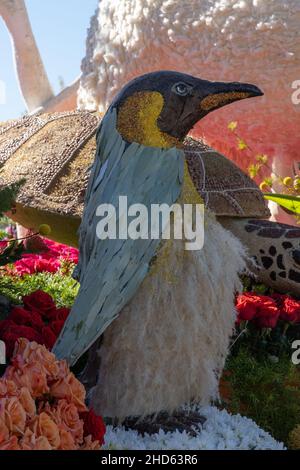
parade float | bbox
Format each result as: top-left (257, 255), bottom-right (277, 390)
top-left (0, 0), bottom-right (299, 452)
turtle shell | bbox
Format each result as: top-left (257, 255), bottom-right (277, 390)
top-left (0, 111), bottom-right (269, 245)
top-left (184, 137), bottom-right (270, 218)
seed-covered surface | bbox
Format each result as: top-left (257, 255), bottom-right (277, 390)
top-left (0, 111), bottom-right (99, 217)
top-left (184, 137), bottom-right (270, 218)
top-left (0, 111), bottom-right (269, 219)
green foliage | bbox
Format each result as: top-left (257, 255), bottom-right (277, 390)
top-left (0, 180), bottom-right (25, 217)
top-left (0, 269), bottom-right (79, 308)
top-left (224, 347), bottom-right (300, 445)
top-left (264, 193), bottom-right (300, 215)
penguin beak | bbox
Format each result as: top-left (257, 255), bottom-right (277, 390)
top-left (197, 80), bottom-right (263, 114)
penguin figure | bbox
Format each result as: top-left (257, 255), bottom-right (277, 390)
top-left (53, 71), bottom-right (262, 421)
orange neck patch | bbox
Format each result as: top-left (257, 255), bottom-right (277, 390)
top-left (117, 91), bottom-right (180, 149)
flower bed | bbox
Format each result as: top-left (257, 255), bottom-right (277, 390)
top-left (4, 238), bottom-right (78, 276)
top-left (0, 290), bottom-right (70, 359)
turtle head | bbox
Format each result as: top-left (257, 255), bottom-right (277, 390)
top-left (113, 71), bottom-right (263, 146)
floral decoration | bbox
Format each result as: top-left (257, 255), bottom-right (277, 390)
top-left (235, 292), bottom-right (300, 329)
top-left (0, 338), bottom-right (105, 450)
top-left (0, 290), bottom-right (70, 359)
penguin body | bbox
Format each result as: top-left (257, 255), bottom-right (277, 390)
top-left (53, 71), bottom-right (263, 419)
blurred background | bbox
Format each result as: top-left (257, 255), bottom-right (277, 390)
top-left (0, 0), bottom-right (97, 120)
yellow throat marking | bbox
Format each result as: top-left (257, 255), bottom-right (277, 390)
top-left (117, 91), bottom-right (180, 149)
top-left (117, 91), bottom-right (203, 204)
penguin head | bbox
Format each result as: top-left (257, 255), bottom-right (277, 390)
top-left (113, 71), bottom-right (263, 147)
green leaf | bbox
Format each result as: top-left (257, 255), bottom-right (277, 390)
top-left (0, 179), bottom-right (26, 216)
top-left (264, 193), bottom-right (300, 214)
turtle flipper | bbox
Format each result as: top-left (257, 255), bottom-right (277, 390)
top-left (220, 217), bottom-right (300, 296)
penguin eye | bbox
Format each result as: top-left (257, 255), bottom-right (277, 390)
top-left (173, 82), bottom-right (190, 96)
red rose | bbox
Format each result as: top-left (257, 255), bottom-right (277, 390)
top-left (41, 325), bottom-right (57, 349)
top-left (81, 409), bottom-right (105, 446)
top-left (271, 293), bottom-right (287, 308)
top-left (10, 306), bottom-right (44, 332)
top-left (280, 297), bottom-right (300, 323)
top-left (0, 319), bottom-right (15, 337)
top-left (50, 320), bottom-right (65, 336)
top-left (23, 290), bottom-right (56, 317)
top-left (1, 325), bottom-right (44, 359)
top-left (236, 293), bottom-right (279, 329)
top-left (236, 293), bottom-right (261, 321)
top-left (253, 296), bottom-right (280, 329)
top-left (47, 307), bottom-right (70, 322)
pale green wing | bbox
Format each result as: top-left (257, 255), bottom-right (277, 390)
top-left (53, 108), bottom-right (184, 365)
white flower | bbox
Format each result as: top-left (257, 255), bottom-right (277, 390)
top-left (103, 405), bottom-right (285, 450)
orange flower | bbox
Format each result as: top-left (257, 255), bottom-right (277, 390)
top-left (0, 340), bottom-right (104, 451)
top-left (50, 373), bottom-right (87, 412)
top-left (20, 428), bottom-right (52, 450)
top-left (2, 397), bottom-right (26, 435)
top-left (56, 360), bottom-right (69, 379)
top-left (0, 435), bottom-right (20, 450)
top-left (0, 408), bottom-right (9, 443)
top-left (5, 362), bottom-right (49, 398)
top-left (58, 426), bottom-right (77, 450)
top-left (31, 412), bottom-right (60, 449)
top-left (0, 380), bottom-right (18, 398)
top-left (80, 435), bottom-right (101, 450)
top-left (19, 387), bottom-right (36, 418)
top-left (19, 428), bottom-right (35, 450)
top-left (52, 400), bottom-right (83, 443)
top-left (12, 338), bottom-right (59, 378)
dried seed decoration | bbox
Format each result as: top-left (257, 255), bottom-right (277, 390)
top-left (0, 115), bottom-right (34, 164)
top-left (0, 111), bottom-right (95, 167)
top-left (200, 92), bottom-right (250, 112)
top-left (0, 110), bottom-right (99, 216)
top-left (0, 114), bottom-right (32, 136)
top-left (39, 113), bottom-right (98, 194)
top-left (184, 137), bottom-right (269, 217)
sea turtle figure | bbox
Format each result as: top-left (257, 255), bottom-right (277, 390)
top-left (0, 109), bottom-right (299, 296)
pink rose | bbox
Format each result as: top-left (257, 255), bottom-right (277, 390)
top-left (0, 435), bottom-right (20, 450)
top-left (50, 400), bottom-right (83, 443)
top-left (80, 435), bottom-right (101, 450)
top-left (58, 426), bottom-right (77, 450)
top-left (20, 429), bottom-right (52, 450)
top-left (12, 339), bottom-right (59, 378)
top-left (1, 397), bottom-right (26, 435)
top-left (50, 373), bottom-right (87, 413)
top-left (30, 412), bottom-right (60, 449)
top-left (5, 362), bottom-right (49, 398)
top-left (18, 387), bottom-right (36, 418)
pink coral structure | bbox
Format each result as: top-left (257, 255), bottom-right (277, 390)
top-left (79, 0), bottom-right (300, 222)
